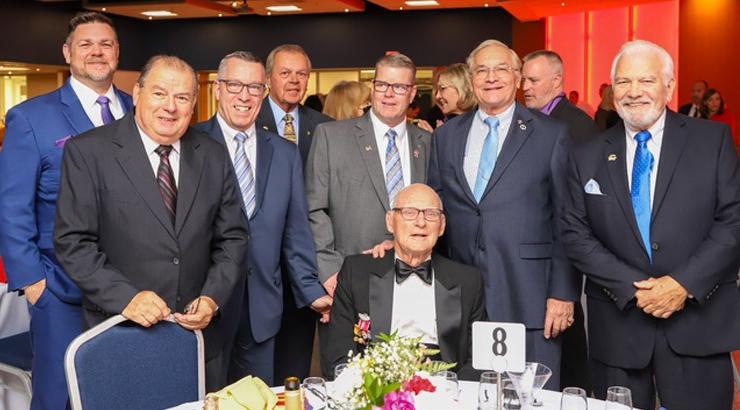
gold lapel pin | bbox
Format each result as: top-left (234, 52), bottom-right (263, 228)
top-left (608, 154), bottom-right (617, 161)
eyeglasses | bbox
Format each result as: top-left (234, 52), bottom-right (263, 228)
top-left (372, 80), bottom-right (414, 95)
top-left (473, 64), bottom-right (516, 80)
top-left (392, 207), bottom-right (444, 222)
top-left (217, 79), bottom-right (267, 96)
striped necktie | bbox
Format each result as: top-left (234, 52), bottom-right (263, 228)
top-left (384, 128), bottom-right (404, 205)
top-left (473, 116), bottom-right (500, 202)
top-left (155, 145), bottom-right (177, 225)
top-left (234, 132), bottom-right (256, 217)
top-left (631, 130), bottom-right (654, 260)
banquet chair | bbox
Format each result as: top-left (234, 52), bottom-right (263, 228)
top-left (65, 315), bottom-right (204, 410)
top-left (0, 332), bottom-right (33, 406)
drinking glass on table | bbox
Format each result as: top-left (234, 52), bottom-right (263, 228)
top-left (560, 386), bottom-right (588, 410)
top-left (333, 363), bottom-right (347, 380)
top-left (478, 371), bottom-right (498, 410)
top-left (432, 370), bottom-right (459, 401)
top-left (302, 377), bottom-right (327, 410)
top-left (604, 386), bottom-right (632, 410)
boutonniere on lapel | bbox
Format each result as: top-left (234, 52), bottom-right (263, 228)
top-left (413, 147), bottom-right (420, 159)
top-left (353, 313), bottom-right (371, 346)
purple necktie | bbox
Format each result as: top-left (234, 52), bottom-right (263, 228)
top-left (96, 95), bottom-right (114, 125)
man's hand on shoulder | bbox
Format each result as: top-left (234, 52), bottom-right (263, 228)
top-left (122, 290), bottom-right (171, 327)
top-left (174, 296), bottom-right (218, 330)
top-left (362, 240), bottom-right (394, 259)
top-left (23, 278), bottom-right (47, 305)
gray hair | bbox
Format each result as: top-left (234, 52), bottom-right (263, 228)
top-left (265, 44), bottom-right (312, 75)
top-left (523, 50), bottom-right (563, 76)
top-left (375, 53), bottom-right (417, 78)
top-left (610, 40), bottom-right (674, 83)
top-left (137, 55), bottom-right (198, 96)
top-left (217, 51), bottom-right (262, 79)
top-left (466, 39), bottom-right (522, 73)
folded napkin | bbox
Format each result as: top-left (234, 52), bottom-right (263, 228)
top-left (208, 376), bottom-right (278, 410)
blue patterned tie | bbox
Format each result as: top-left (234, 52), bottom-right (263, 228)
top-left (473, 117), bottom-right (500, 202)
top-left (385, 128), bottom-right (404, 206)
top-left (631, 130), bottom-right (654, 260)
top-left (234, 132), bottom-right (256, 217)
top-left (96, 95), bottom-right (114, 125)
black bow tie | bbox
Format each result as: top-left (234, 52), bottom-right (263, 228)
top-left (395, 259), bottom-right (433, 285)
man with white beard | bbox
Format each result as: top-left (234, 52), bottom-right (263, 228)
top-left (561, 40), bottom-right (740, 410)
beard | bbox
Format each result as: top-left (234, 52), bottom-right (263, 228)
top-left (615, 98), bottom-right (664, 130)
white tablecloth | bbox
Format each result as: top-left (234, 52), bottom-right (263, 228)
top-left (169, 380), bottom-right (624, 409)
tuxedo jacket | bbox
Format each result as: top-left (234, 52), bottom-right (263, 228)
top-left (0, 79), bottom-right (132, 304)
top-left (193, 116), bottom-right (326, 343)
top-left (550, 99), bottom-right (600, 145)
top-left (562, 111), bottom-right (740, 368)
top-left (256, 97), bottom-right (333, 165)
top-left (305, 112), bottom-right (431, 282)
top-left (323, 252), bottom-right (486, 380)
top-left (53, 114), bottom-right (249, 360)
top-left (428, 104), bottom-right (579, 328)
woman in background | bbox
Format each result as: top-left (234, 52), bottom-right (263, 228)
top-left (702, 89), bottom-right (737, 149)
top-left (434, 63), bottom-right (476, 127)
top-left (322, 81), bottom-right (370, 121)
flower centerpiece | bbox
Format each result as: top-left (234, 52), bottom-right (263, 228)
top-left (332, 332), bottom-right (455, 409)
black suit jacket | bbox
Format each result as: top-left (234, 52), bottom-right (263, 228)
top-left (562, 110), bottom-right (740, 368)
top-left (323, 252), bottom-right (487, 380)
top-left (677, 103), bottom-right (692, 116)
top-left (256, 97), bottom-right (333, 165)
top-left (550, 99), bottom-right (600, 145)
top-left (53, 114), bottom-right (249, 360)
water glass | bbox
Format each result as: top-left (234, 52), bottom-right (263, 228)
top-left (432, 370), bottom-right (459, 401)
top-left (478, 371), bottom-right (498, 410)
top-left (605, 386), bottom-right (632, 410)
top-left (333, 363), bottom-right (347, 380)
top-left (560, 386), bottom-right (588, 410)
top-left (302, 377), bottom-right (327, 410)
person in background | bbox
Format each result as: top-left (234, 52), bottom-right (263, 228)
top-left (434, 63), bottom-right (476, 127)
top-left (304, 93), bottom-right (324, 113)
top-left (322, 80), bottom-right (370, 121)
top-left (595, 85), bottom-right (621, 131)
top-left (702, 88), bottom-right (737, 153)
top-left (678, 80), bottom-right (708, 118)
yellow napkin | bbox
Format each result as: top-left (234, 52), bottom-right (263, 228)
top-left (208, 375), bottom-right (278, 410)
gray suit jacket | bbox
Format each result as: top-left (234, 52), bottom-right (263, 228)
top-left (305, 112), bottom-right (431, 281)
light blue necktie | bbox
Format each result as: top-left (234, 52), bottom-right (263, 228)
top-left (473, 116), bottom-right (500, 202)
top-left (631, 130), bottom-right (654, 261)
top-left (234, 132), bottom-right (256, 218)
top-left (385, 128), bottom-right (404, 206)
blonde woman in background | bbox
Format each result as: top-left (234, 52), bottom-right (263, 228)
top-left (434, 63), bottom-right (476, 127)
top-left (322, 80), bottom-right (371, 120)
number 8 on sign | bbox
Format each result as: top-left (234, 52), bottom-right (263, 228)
top-left (491, 327), bottom-right (508, 356)
top-left (472, 322), bottom-right (526, 373)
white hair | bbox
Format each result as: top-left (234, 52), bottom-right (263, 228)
top-left (610, 40), bottom-right (674, 83)
top-left (466, 39), bottom-right (522, 73)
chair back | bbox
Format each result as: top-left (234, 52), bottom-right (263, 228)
top-left (65, 315), bottom-right (205, 410)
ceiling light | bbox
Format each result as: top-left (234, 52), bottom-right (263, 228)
top-left (141, 10), bottom-right (178, 17)
top-left (0, 66), bottom-right (29, 71)
top-left (405, 0), bottom-right (439, 6)
top-left (484, 3), bottom-right (489, 7)
top-left (344, 8), bottom-right (349, 12)
top-left (36, 68), bottom-right (41, 72)
top-left (148, 16), bottom-right (153, 20)
top-left (265, 5), bottom-right (302, 12)
top-left (101, 7), bottom-right (106, 12)
top-left (218, 13), bottom-right (223, 17)
top-left (267, 11), bottom-right (272, 15)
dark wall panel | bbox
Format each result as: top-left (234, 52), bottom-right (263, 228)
top-left (0, 1), bottom-right (512, 71)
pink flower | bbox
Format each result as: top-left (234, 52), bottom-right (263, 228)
top-left (382, 390), bottom-right (415, 410)
top-left (402, 375), bottom-right (436, 395)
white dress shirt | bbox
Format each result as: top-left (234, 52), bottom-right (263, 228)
top-left (464, 102), bottom-right (516, 192)
top-left (369, 110), bottom-right (412, 190)
top-left (217, 113), bottom-right (258, 175)
top-left (137, 125), bottom-right (181, 187)
top-left (625, 109), bottom-right (666, 207)
top-left (69, 76), bottom-right (125, 127)
top-left (390, 258), bottom-right (438, 345)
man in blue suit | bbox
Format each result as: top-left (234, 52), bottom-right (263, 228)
top-left (0, 12), bottom-right (132, 409)
top-left (427, 39), bottom-right (579, 388)
top-left (194, 51), bottom-right (331, 387)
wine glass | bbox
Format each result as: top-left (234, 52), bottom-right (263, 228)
top-left (432, 370), bottom-right (459, 401)
top-left (604, 386), bottom-right (632, 410)
top-left (478, 371), bottom-right (498, 410)
top-left (560, 387), bottom-right (588, 410)
top-left (333, 363), bottom-right (347, 380)
top-left (302, 377), bottom-right (327, 410)
top-left (506, 362), bottom-right (552, 408)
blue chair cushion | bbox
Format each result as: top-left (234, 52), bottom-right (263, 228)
top-left (0, 332), bottom-right (32, 371)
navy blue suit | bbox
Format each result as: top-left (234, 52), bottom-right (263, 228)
top-left (427, 104), bottom-right (578, 388)
top-left (194, 117), bottom-right (326, 386)
top-left (0, 79), bottom-right (132, 409)
top-left (562, 111), bottom-right (740, 410)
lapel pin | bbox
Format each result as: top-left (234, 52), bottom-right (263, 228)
top-left (307, 131), bottom-right (311, 135)
top-left (365, 145), bottom-right (373, 152)
top-left (608, 154), bottom-right (617, 161)
top-left (519, 124), bottom-right (527, 130)
top-left (262, 125), bottom-right (269, 131)
top-left (413, 148), bottom-right (420, 158)
top-left (517, 119), bottom-right (523, 124)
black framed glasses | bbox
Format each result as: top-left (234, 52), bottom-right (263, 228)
top-left (392, 207), bottom-right (444, 221)
top-left (372, 80), bottom-right (414, 95)
top-left (217, 79), bottom-right (267, 96)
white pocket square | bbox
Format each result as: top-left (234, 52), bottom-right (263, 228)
top-left (584, 179), bottom-right (604, 195)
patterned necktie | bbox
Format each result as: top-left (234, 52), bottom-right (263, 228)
top-left (631, 130), bottom-right (654, 260)
top-left (283, 113), bottom-right (297, 143)
top-left (96, 95), bottom-right (114, 125)
top-left (155, 145), bottom-right (177, 225)
top-left (384, 128), bottom-right (404, 206)
top-left (234, 132), bottom-right (256, 217)
top-left (473, 116), bottom-right (500, 202)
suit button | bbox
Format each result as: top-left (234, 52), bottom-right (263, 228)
top-left (478, 244), bottom-right (485, 251)
top-left (651, 242), bottom-right (659, 251)
top-left (247, 268), bottom-right (252, 276)
top-left (172, 257), bottom-right (180, 265)
top-left (176, 296), bottom-right (181, 303)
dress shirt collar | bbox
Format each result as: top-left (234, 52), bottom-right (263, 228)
top-left (540, 92), bottom-right (566, 115)
top-left (216, 113), bottom-right (257, 143)
top-left (267, 95), bottom-right (299, 133)
top-left (624, 108), bottom-right (666, 143)
top-left (476, 100), bottom-right (516, 130)
top-left (136, 123), bottom-right (181, 156)
top-left (369, 109), bottom-right (408, 140)
top-left (69, 75), bottom-right (119, 113)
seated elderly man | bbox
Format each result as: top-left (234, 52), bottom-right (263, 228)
top-left (323, 183), bottom-right (486, 380)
